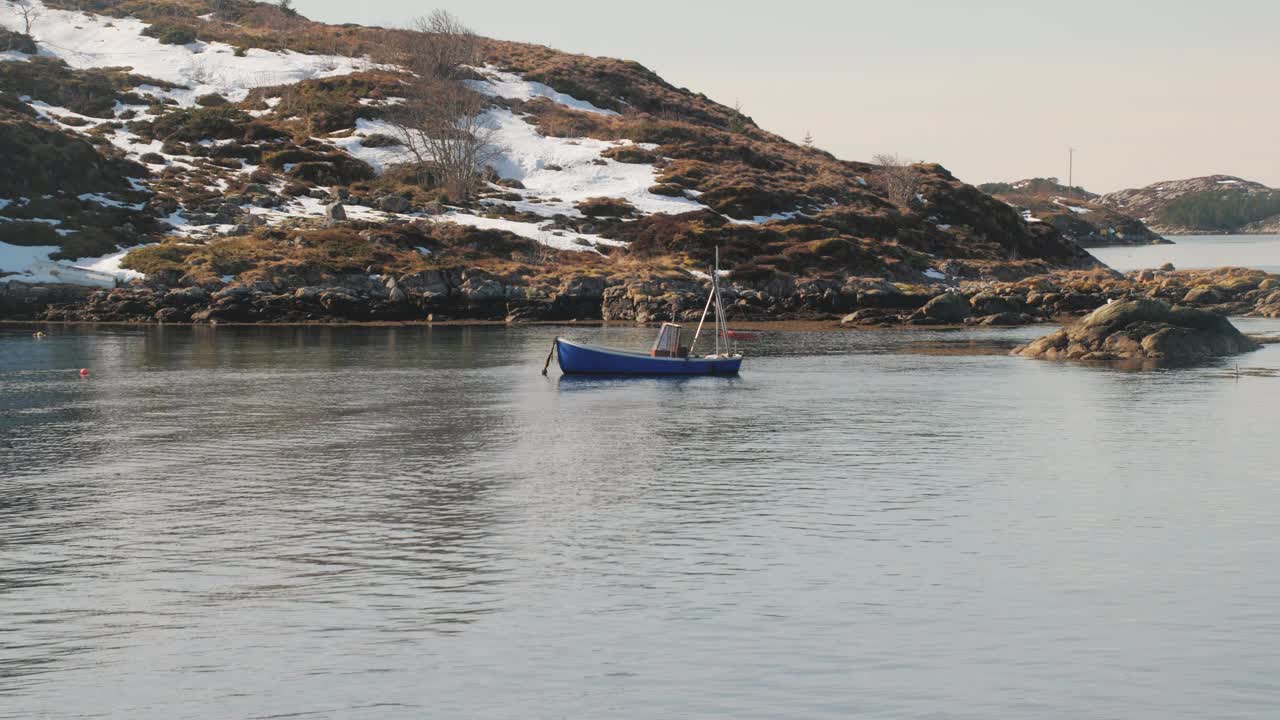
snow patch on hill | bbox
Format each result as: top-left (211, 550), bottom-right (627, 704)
top-left (482, 108), bottom-right (704, 218)
top-left (0, 0), bottom-right (376, 106)
top-left (0, 242), bottom-right (143, 286)
top-left (439, 212), bottom-right (626, 253)
top-left (466, 66), bottom-right (618, 116)
top-left (323, 119), bottom-right (406, 174)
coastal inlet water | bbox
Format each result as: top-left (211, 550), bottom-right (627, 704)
top-left (3, 320), bottom-right (1280, 720)
top-left (1091, 234), bottom-right (1280, 273)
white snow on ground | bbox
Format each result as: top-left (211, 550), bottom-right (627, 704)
top-left (924, 268), bottom-right (946, 280)
top-left (440, 212), bottom-right (624, 253)
top-left (482, 108), bottom-right (705, 218)
top-left (75, 246), bottom-right (146, 282)
top-left (1, 50), bottom-right (31, 63)
top-left (466, 66), bottom-right (619, 116)
top-left (0, 242), bottom-right (60, 274)
top-left (1217, 179), bottom-right (1239, 185)
top-left (79, 193), bottom-right (145, 211)
top-left (727, 211), bottom-right (803, 225)
top-left (1021, 210), bottom-right (1043, 223)
top-left (324, 119), bottom-right (406, 174)
top-left (0, 242), bottom-right (142, 286)
top-left (0, 1), bottom-right (378, 107)
top-left (1052, 197), bottom-right (1092, 214)
top-left (688, 269), bottom-right (731, 281)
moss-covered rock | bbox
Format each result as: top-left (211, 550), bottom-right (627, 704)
top-left (1015, 299), bottom-right (1258, 363)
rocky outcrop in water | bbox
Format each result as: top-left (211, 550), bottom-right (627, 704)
top-left (1014, 299), bottom-right (1259, 363)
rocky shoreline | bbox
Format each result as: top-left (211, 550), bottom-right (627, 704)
top-left (4, 265), bottom-right (1280, 329)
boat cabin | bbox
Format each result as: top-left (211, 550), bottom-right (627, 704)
top-left (651, 323), bottom-right (689, 358)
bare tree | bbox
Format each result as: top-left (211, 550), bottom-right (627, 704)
top-left (802, 130), bottom-right (814, 149)
top-left (873, 153), bottom-right (921, 208)
top-left (387, 77), bottom-right (499, 201)
top-left (726, 99), bottom-right (748, 134)
top-left (10, 0), bottom-right (41, 38)
top-left (384, 12), bottom-right (494, 200)
top-left (399, 10), bottom-right (478, 80)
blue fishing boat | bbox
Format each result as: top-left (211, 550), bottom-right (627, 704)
top-left (542, 248), bottom-right (745, 377)
top-left (553, 336), bottom-right (742, 376)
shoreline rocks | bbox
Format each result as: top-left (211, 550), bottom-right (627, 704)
top-left (1014, 299), bottom-right (1259, 363)
top-left (6, 265), bottom-right (1280, 330)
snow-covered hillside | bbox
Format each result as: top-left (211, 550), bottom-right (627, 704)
top-left (0, 2), bottom-right (372, 102)
top-left (2, 0), bottom-right (1098, 313)
top-left (0, 0), bottom-right (728, 285)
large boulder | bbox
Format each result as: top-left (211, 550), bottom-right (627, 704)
top-left (1183, 286), bottom-right (1223, 305)
top-left (915, 292), bottom-right (970, 323)
top-left (1015, 299), bottom-right (1258, 363)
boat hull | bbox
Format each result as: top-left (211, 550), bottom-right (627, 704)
top-left (555, 339), bottom-right (742, 376)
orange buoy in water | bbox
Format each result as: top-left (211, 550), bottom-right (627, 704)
top-left (79, 368), bottom-right (90, 378)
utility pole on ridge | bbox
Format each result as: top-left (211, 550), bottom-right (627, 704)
top-left (1068, 147), bottom-right (1076, 197)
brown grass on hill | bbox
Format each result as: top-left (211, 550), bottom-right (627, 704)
top-left (245, 71), bottom-right (405, 134)
top-left (576, 197), bottom-right (637, 218)
top-left (122, 220), bottom-right (617, 286)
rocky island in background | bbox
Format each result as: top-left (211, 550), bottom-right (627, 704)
top-left (1098, 175), bottom-right (1280, 236)
top-left (977, 178), bottom-right (1168, 248)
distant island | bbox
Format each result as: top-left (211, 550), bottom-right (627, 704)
top-left (1096, 175), bottom-right (1280, 236)
top-left (977, 178), bottom-right (1167, 248)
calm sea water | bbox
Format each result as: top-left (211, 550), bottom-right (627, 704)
top-left (1091, 234), bottom-right (1280, 273)
top-left (3, 319), bottom-right (1280, 719)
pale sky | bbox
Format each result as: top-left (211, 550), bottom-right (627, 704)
top-left (296, 0), bottom-right (1280, 193)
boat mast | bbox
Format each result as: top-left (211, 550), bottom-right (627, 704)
top-left (713, 247), bottom-right (721, 356)
top-left (714, 247), bottom-right (731, 355)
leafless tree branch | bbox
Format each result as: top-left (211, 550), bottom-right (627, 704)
top-left (10, 0), bottom-right (42, 38)
top-left (873, 153), bottom-right (921, 208)
top-left (388, 77), bottom-right (500, 201)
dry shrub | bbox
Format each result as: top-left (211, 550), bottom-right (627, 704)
top-left (576, 197), bottom-right (637, 218)
top-left (873, 153), bottom-right (921, 208)
top-left (598, 145), bottom-right (656, 164)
